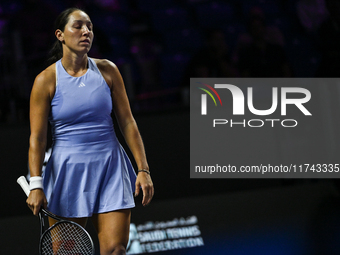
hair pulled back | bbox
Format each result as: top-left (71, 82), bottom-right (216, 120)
top-left (47, 7), bottom-right (83, 65)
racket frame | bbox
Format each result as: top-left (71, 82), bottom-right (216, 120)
top-left (17, 176), bottom-right (95, 255)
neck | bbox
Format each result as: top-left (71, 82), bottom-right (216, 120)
top-left (61, 49), bottom-right (88, 77)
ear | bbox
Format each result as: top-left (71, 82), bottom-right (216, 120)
top-left (55, 29), bottom-right (64, 43)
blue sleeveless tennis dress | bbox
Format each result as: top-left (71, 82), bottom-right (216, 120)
top-left (43, 58), bottom-right (136, 218)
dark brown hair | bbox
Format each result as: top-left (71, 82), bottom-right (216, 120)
top-left (47, 7), bottom-right (85, 65)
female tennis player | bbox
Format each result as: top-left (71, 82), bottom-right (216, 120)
top-left (26, 7), bottom-right (154, 255)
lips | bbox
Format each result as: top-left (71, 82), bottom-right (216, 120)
top-left (80, 39), bottom-right (91, 44)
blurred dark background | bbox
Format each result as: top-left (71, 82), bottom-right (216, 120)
top-left (2, 0), bottom-right (339, 125)
top-left (1, 0), bottom-right (340, 254)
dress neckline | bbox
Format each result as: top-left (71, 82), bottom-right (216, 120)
top-left (59, 58), bottom-right (91, 78)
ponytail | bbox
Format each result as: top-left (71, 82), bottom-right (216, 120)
top-left (47, 40), bottom-right (63, 65)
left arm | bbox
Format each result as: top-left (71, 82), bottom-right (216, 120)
top-left (96, 59), bottom-right (154, 206)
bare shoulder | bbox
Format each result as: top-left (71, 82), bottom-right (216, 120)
top-left (92, 58), bottom-right (123, 90)
top-left (35, 64), bottom-right (56, 82)
top-left (32, 63), bottom-right (56, 99)
top-left (92, 58), bottom-right (118, 72)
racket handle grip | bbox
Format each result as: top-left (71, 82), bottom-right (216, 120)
top-left (17, 176), bottom-right (30, 197)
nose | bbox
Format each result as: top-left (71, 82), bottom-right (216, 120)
top-left (82, 25), bottom-right (90, 35)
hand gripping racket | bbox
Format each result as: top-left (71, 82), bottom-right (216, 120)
top-left (17, 176), bottom-right (95, 255)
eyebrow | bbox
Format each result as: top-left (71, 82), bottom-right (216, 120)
top-left (73, 20), bottom-right (92, 24)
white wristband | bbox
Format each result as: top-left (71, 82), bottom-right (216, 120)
top-left (30, 176), bottom-right (43, 191)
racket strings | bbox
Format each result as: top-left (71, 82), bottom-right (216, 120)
top-left (41, 222), bottom-right (93, 255)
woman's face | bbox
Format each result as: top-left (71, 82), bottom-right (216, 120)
top-left (58, 10), bottom-right (94, 55)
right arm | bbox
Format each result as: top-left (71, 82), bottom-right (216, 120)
top-left (27, 66), bottom-right (55, 216)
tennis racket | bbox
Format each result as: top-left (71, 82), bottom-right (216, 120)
top-left (17, 176), bottom-right (95, 255)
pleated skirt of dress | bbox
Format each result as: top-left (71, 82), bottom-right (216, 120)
top-left (43, 134), bottom-right (136, 218)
